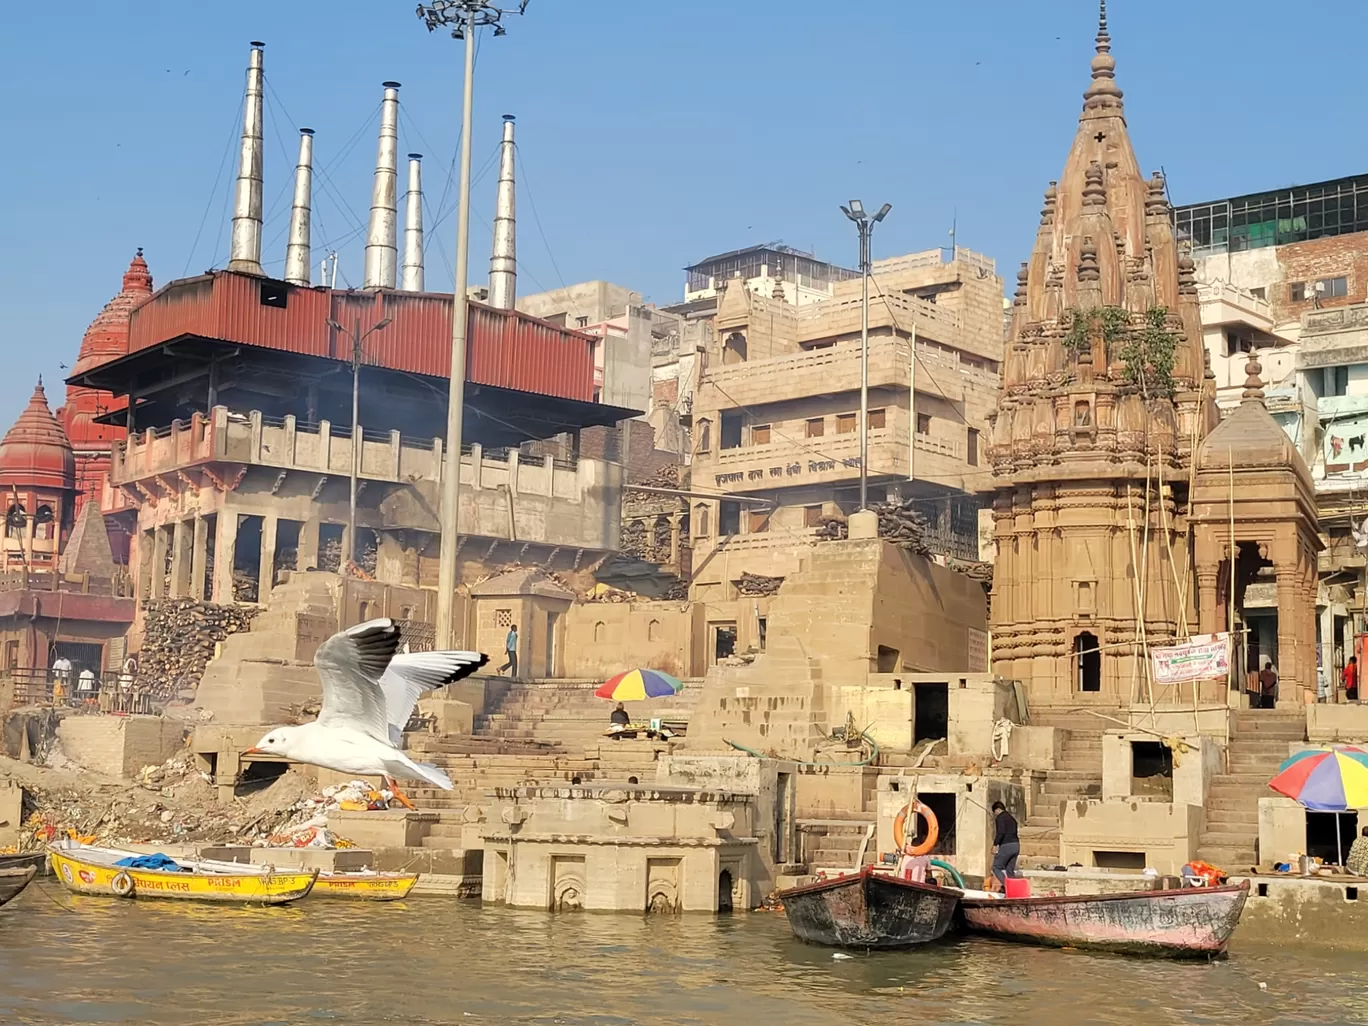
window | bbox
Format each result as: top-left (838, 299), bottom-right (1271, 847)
top-left (594, 621), bottom-right (606, 643)
top-left (757, 617), bottom-right (767, 651)
top-left (1250, 286), bottom-right (1266, 300)
top-left (4, 640), bottom-right (17, 669)
top-left (868, 408), bottom-right (886, 429)
top-left (805, 417), bottom-right (825, 438)
top-left (719, 501), bottom-right (741, 537)
top-left (648, 619), bottom-right (661, 642)
top-left (1075, 631), bottom-right (1101, 692)
top-left (1291, 281), bottom-right (1307, 302)
top-left (751, 424), bottom-right (771, 445)
top-left (1226, 330), bottom-right (1255, 356)
top-left (723, 332), bottom-right (747, 364)
top-left (495, 608), bottom-right (513, 628)
top-left (693, 503), bottom-right (710, 537)
top-left (259, 281), bottom-right (288, 308)
top-left (1318, 276), bottom-right (1349, 298)
top-left (916, 413), bottom-right (932, 435)
top-left (836, 412), bottom-right (857, 434)
top-left (748, 510), bottom-right (769, 534)
top-left (720, 410), bottom-right (742, 449)
top-left (1326, 366), bottom-right (1351, 397)
top-left (967, 428), bottom-right (980, 466)
top-left (5, 505), bottom-right (24, 539)
top-left (575, 315), bottom-right (589, 327)
top-left (804, 504), bottom-right (824, 527)
top-left (696, 419), bottom-right (712, 453)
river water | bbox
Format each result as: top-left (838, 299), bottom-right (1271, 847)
top-left (1, 888), bottom-right (1362, 1026)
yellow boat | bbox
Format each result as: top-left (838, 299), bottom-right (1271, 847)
top-left (48, 843), bottom-right (317, 905)
top-left (313, 871), bottom-right (419, 900)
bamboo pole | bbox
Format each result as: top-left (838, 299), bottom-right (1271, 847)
top-left (1227, 447), bottom-right (1236, 764)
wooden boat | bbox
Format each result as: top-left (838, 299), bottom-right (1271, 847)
top-left (48, 843), bottom-right (317, 905)
top-left (0, 866), bottom-right (37, 907)
top-left (959, 881), bottom-right (1250, 959)
top-left (0, 852), bottom-right (47, 875)
top-left (779, 866), bottom-right (961, 949)
top-left (313, 870), bottom-right (419, 900)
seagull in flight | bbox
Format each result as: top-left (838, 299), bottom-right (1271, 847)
top-left (248, 619), bottom-right (487, 809)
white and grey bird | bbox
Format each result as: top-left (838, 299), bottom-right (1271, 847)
top-left (247, 618), bottom-right (488, 808)
top-left (1352, 517), bottom-right (1368, 557)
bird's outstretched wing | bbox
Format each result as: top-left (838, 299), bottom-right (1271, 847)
top-left (313, 618), bottom-right (400, 741)
top-left (381, 650), bottom-right (489, 745)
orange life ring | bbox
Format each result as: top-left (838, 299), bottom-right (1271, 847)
top-left (892, 800), bottom-right (939, 856)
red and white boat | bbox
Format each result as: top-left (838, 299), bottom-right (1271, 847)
top-left (959, 881), bottom-right (1249, 959)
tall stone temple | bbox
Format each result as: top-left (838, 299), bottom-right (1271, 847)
top-left (986, 3), bottom-right (1221, 704)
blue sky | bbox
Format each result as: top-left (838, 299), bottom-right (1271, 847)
top-left (0, 0), bottom-right (1362, 422)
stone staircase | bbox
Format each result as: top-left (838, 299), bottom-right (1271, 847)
top-left (1017, 709), bottom-right (1110, 867)
top-left (473, 679), bottom-right (701, 751)
top-left (801, 820), bottom-right (877, 871)
top-left (1197, 708), bottom-right (1305, 870)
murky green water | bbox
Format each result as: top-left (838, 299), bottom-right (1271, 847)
top-left (0, 884), bottom-right (1362, 1025)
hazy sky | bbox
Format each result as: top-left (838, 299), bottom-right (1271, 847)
top-left (1, 0), bottom-right (1362, 421)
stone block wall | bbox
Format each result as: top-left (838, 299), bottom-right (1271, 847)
top-left (58, 714), bottom-right (184, 779)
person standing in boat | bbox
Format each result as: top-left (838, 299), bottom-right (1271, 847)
top-left (990, 801), bottom-right (1020, 889)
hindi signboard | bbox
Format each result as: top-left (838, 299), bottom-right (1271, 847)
top-left (1150, 633), bottom-right (1230, 685)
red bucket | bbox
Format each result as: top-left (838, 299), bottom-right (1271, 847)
top-left (1004, 877), bottom-right (1031, 899)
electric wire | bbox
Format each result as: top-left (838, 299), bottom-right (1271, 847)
top-left (182, 94), bottom-right (244, 277)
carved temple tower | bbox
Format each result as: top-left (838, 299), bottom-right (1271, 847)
top-left (986, 3), bottom-right (1219, 704)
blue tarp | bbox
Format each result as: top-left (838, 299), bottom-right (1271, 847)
top-left (113, 853), bottom-right (182, 871)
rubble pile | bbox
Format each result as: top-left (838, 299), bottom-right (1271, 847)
top-left (140, 599), bottom-right (258, 699)
top-left (734, 572), bottom-right (784, 597)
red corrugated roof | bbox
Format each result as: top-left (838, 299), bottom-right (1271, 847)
top-left (124, 271), bottom-right (596, 402)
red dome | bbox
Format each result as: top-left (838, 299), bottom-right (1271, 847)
top-left (71, 249), bottom-right (153, 378)
top-left (0, 381), bottom-right (76, 491)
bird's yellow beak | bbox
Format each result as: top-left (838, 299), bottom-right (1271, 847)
top-left (243, 747), bottom-right (266, 755)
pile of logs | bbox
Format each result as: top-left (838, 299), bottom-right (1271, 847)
top-left (735, 572), bottom-right (784, 596)
top-left (872, 499), bottom-right (934, 557)
top-left (139, 599), bottom-right (258, 698)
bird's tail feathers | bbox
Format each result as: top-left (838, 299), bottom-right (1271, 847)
top-left (410, 759), bottom-right (453, 791)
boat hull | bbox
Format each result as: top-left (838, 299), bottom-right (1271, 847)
top-left (780, 868), bottom-right (960, 949)
top-left (960, 882), bottom-right (1250, 959)
top-left (313, 872), bottom-right (418, 900)
top-left (0, 852), bottom-right (47, 876)
top-left (0, 866), bottom-right (37, 907)
top-left (49, 848), bottom-right (317, 905)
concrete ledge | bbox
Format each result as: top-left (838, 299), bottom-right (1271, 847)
top-left (197, 845), bottom-right (377, 871)
top-left (327, 810), bottom-right (439, 848)
top-left (1307, 704), bottom-right (1368, 743)
top-left (412, 871), bottom-right (482, 897)
top-left (1235, 874), bottom-right (1368, 948)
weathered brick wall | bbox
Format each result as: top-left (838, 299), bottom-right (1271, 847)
top-left (1270, 234), bottom-right (1368, 324)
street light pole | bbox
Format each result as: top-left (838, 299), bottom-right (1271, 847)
top-left (840, 200), bottom-right (891, 511)
top-left (328, 316), bottom-right (391, 570)
top-left (418, 0), bottom-right (527, 650)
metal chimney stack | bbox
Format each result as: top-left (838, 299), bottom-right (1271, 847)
top-left (363, 81), bottom-right (401, 289)
top-left (401, 154), bottom-right (425, 292)
top-left (488, 114), bottom-right (517, 309)
top-left (283, 129), bottom-right (315, 286)
top-left (227, 42), bottom-right (266, 275)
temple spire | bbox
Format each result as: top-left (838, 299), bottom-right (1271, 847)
top-left (1242, 354), bottom-right (1266, 405)
top-left (1083, 0), bottom-right (1123, 111)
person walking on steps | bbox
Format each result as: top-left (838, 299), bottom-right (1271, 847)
top-left (990, 801), bottom-right (1020, 891)
top-left (500, 624), bottom-right (519, 678)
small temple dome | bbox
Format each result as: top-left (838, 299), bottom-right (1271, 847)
top-left (0, 381), bottom-right (76, 492)
top-left (70, 249), bottom-right (153, 379)
top-left (1196, 356), bottom-right (1310, 489)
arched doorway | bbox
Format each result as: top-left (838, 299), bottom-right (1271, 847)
top-left (1074, 631), bottom-right (1101, 692)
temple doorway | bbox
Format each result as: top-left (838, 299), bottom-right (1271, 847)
top-left (1074, 632), bottom-right (1101, 692)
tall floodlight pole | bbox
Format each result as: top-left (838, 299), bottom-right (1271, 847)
top-left (840, 200), bottom-right (891, 511)
top-left (329, 316), bottom-right (392, 569)
top-left (417, 0), bottom-right (528, 649)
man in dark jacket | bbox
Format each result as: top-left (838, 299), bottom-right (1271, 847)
top-left (991, 801), bottom-right (1020, 890)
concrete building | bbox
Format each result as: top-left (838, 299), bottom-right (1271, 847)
top-left (685, 246), bottom-right (1003, 616)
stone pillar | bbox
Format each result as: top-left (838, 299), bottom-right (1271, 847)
top-left (150, 527), bottom-right (170, 601)
top-left (191, 517), bottom-right (209, 603)
top-left (212, 513), bottom-right (238, 603)
top-left (259, 515), bottom-right (279, 603)
top-left (169, 519), bottom-right (191, 598)
top-left (1196, 563), bottom-right (1219, 635)
top-left (668, 513), bottom-right (682, 568)
top-left (136, 528), bottom-right (154, 601)
top-left (1274, 561), bottom-right (1303, 707)
top-left (297, 517), bottom-right (321, 571)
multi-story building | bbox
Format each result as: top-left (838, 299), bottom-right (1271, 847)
top-left (684, 245), bottom-right (1003, 618)
top-left (1176, 175), bottom-right (1368, 675)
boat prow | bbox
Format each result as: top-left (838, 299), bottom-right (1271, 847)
top-left (779, 866), bottom-right (961, 949)
top-left (960, 880), bottom-right (1250, 959)
top-left (0, 865), bottom-right (37, 908)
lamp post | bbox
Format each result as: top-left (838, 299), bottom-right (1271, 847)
top-left (328, 315), bottom-right (392, 568)
top-left (840, 200), bottom-right (891, 511)
top-left (417, 0), bottom-right (527, 649)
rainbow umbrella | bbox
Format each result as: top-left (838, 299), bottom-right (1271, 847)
top-left (595, 669), bottom-right (684, 701)
top-left (1268, 746), bottom-right (1368, 811)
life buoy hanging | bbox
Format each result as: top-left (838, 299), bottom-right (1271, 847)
top-left (892, 800), bottom-right (939, 857)
top-left (111, 871), bottom-right (135, 898)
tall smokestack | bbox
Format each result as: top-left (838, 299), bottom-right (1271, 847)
top-left (363, 81), bottom-right (401, 289)
top-left (401, 153), bottom-right (425, 292)
top-left (227, 42), bottom-right (266, 275)
top-left (488, 114), bottom-right (517, 309)
top-left (283, 128), bottom-right (314, 286)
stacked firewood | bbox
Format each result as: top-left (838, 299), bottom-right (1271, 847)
top-left (139, 599), bottom-right (258, 698)
top-left (872, 499), bottom-right (934, 557)
top-left (735, 572), bottom-right (784, 596)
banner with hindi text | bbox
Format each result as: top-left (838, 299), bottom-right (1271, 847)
top-left (1149, 633), bottom-right (1231, 685)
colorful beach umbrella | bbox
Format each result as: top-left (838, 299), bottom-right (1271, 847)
top-left (595, 669), bottom-right (684, 701)
top-left (1268, 746), bottom-right (1368, 811)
